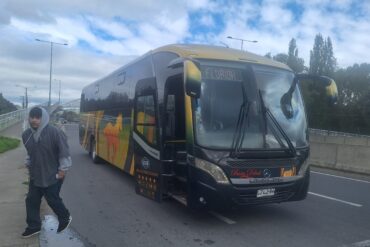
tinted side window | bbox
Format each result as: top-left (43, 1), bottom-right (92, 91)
top-left (136, 95), bottom-right (157, 145)
top-left (152, 52), bottom-right (180, 102)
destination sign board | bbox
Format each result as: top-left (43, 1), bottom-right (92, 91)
top-left (202, 66), bottom-right (243, 81)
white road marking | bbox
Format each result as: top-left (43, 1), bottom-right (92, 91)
top-left (308, 192), bottom-right (362, 207)
top-left (209, 211), bottom-right (236, 225)
top-left (311, 171), bottom-right (370, 184)
top-left (340, 239), bottom-right (370, 247)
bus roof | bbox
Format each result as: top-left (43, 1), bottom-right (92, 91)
top-left (83, 44), bottom-right (292, 92)
top-left (153, 44), bottom-right (292, 71)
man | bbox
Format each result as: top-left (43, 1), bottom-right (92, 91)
top-left (21, 107), bottom-right (72, 238)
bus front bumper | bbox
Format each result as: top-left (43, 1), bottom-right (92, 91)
top-left (195, 175), bottom-right (308, 207)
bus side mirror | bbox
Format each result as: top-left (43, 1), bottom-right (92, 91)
top-left (184, 60), bottom-right (202, 98)
top-left (280, 74), bottom-right (338, 119)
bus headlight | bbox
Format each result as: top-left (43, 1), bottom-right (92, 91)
top-left (195, 158), bottom-right (230, 184)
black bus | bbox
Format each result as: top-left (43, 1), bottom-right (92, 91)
top-left (80, 44), bottom-right (338, 208)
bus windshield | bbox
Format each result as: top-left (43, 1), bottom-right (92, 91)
top-left (193, 61), bottom-right (308, 150)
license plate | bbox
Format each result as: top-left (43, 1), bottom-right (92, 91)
top-left (256, 188), bottom-right (275, 198)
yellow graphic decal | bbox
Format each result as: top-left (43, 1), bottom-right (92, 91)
top-left (185, 95), bottom-right (194, 145)
top-left (103, 113), bottom-right (123, 163)
top-left (129, 156), bottom-right (135, 175)
top-left (82, 113), bottom-right (91, 149)
top-left (95, 111), bottom-right (104, 157)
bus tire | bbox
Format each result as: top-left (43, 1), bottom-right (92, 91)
top-left (90, 139), bottom-right (103, 164)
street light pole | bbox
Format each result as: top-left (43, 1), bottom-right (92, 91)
top-left (35, 39), bottom-right (68, 107)
top-left (54, 79), bottom-right (61, 105)
top-left (226, 36), bottom-right (258, 51)
top-left (16, 85), bottom-right (34, 109)
top-left (59, 80), bottom-right (61, 105)
top-left (25, 87), bottom-right (28, 108)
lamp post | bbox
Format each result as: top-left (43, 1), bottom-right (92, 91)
top-left (54, 79), bottom-right (61, 105)
top-left (35, 39), bottom-right (68, 107)
top-left (15, 85), bottom-right (31, 109)
top-left (227, 36), bottom-right (258, 51)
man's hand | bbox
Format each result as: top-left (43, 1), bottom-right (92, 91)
top-left (57, 170), bottom-right (65, 180)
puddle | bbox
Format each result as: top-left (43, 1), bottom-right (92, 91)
top-left (40, 215), bottom-right (85, 247)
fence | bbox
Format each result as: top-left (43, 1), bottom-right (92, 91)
top-left (0, 109), bottom-right (27, 132)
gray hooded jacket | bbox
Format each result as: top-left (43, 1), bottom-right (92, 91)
top-left (22, 107), bottom-right (72, 187)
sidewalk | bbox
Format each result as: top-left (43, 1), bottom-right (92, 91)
top-left (0, 123), bottom-right (39, 247)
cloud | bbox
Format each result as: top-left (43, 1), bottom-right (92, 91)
top-left (211, 0), bottom-right (370, 67)
top-left (0, 25), bottom-right (136, 105)
top-left (1, 0), bottom-right (370, 106)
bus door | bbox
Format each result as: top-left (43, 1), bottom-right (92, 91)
top-left (133, 81), bottom-right (163, 202)
top-left (163, 75), bottom-right (187, 203)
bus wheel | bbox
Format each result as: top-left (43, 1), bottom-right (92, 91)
top-left (90, 139), bottom-right (103, 164)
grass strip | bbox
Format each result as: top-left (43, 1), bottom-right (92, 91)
top-left (0, 136), bottom-right (20, 153)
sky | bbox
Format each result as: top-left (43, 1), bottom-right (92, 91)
top-left (0, 0), bottom-right (369, 106)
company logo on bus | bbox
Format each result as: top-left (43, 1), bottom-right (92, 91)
top-left (141, 157), bottom-right (150, 170)
top-left (230, 168), bottom-right (262, 178)
top-left (263, 169), bottom-right (272, 178)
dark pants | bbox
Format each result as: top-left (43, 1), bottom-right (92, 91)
top-left (26, 179), bottom-right (70, 230)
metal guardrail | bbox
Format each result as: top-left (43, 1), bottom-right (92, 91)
top-left (0, 109), bottom-right (27, 132)
top-left (309, 128), bottom-right (370, 138)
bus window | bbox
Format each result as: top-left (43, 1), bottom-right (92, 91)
top-left (136, 95), bottom-right (157, 145)
top-left (164, 75), bottom-right (185, 141)
top-left (165, 94), bottom-right (175, 138)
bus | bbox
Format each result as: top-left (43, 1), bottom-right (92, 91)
top-left (79, 44), bottom-right (338, 208)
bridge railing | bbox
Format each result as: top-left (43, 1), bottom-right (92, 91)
top-left (0, 109), bottom-right (27, 132)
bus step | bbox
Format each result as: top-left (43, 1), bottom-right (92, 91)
top-left (170, 193), bottom-right (187, 206)
top-left (162, 173), bottom-right (175, 177)
top-left (176, 151), bottom-right (187, 160)
top-left (176, 161), bottom-right (187, 166)
top-left (175, 175), bottom-right (187, 183)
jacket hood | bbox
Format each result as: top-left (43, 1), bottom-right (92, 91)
top-left (29, 107), bottom-right (49, 142)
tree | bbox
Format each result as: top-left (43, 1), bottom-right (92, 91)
top-left (270, 39), bottom-right (305, 72)
top-left (323, 37), bottom-right (336, 77)
top-left (264, 52), bottom-right (272, 59)
top-left (332, 63), bottom-right (370, 134)
top-left (287, 38), bottom-right (305, 73)
top-left (309, 34), bottom-right (337, 77)
top-left (0, 93), bottom-right (17, 115)
top-left (309, 34), bottom-right (325, 75)
top-left (273, 53), bottom-right (288, 64)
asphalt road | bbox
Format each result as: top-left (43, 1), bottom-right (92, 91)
top-left (61, 124), bottom-right (370, 247)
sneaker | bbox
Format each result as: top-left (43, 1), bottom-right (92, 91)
top-left (57, 216), bottom-right (72, 233)
top-left (22, 228), bottom-right (41, 238)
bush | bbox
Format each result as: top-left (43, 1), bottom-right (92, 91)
top-left (0, 136), bottom-right (20, 153)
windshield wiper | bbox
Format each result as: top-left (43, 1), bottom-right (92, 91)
top-left (258, 90), bottom-right (296, 156)
top-left (230, 83), bottom-right (250, 158)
